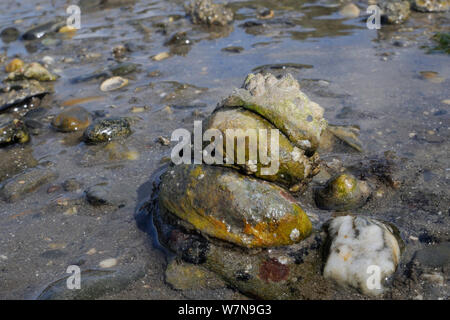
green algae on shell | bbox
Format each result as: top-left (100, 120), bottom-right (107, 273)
top-left (205, 107), bottom-right (320, 189)
top-left (221, 73), bottom-right (327, 153)
top-left (159, 164), bottom-right (313, 248)
top-left (315, 173), bottom-right (371, 211)
top-left (83, 118), bottom-right (131, 144)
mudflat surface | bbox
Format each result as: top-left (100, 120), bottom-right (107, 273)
top-left (0, 0), bottom-right (448, 299)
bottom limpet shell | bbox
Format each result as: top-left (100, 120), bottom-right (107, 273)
top-left (158, 164), bottom-right (313, 248)
top-left (152, 204), bottom-right (341, 299)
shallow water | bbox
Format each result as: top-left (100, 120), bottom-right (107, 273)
top-left (0, 0), bottom-right (448, 299)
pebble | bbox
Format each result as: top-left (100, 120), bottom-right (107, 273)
top-left (0, 27), bottom-right (19, 42)
top-left (0, 147), bottom-right (38, 183)
top-left (85, 184), bottom-right (126, 207)
top-left (6, 62), bottom-right (57, 81)
top-left (51, 106), bottom-right (91, 132)
top-left (62, 178), bottom-right (82, 192)
top-left (100, 76), bottom-right (128, 92)
top-left (130, 106), bottom-right (148, 113)
top-left (42, 56), bottom-right (55, 65)
top-left (315, 173), bottom-right (371, 211)
top-left (157, 136), bottom-right (170, 146)
top-left (221, 46), bottom-right (244, 53)
top-left (420, 71), bottom-right (445, 83)
top-left (47, 185), bottom-right (61, 193)
top-left (0, 119), bottom-right (30, 146)
top-left (339, 3), bottom-right (360, 18)
top-left (99, 258), bottom-right (118, 269)
top-left (323, 215), bottom-right (402, 296)
top-left (162, 105), bottom-right (173, 114)
top-left (5, 58), bottom-right (24, 73)
top-left (165, 260), bottom-right (225, 291)
top-left (185, 0), bottom-right (234, 26)
top-left (0, 167), bottom-right (58, 202)
top-left (152, 52), bottom-right (170, 61)
top-left (83, 118), bottom-right (132, 144)
top-left (110, 62), bottom-right (140, 77)
top-left (258, 9), bottom-right (274, 20)
top-left (58, 25), bottom-right (77, 33)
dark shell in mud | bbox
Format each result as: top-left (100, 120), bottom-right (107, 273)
top-left (83, 118), bottom-right (131, 144)
top-left (204, 107), bottom-right (320, 189)
top-left (158, 164), bottom-right (313, 248)
top-left (315, 173), bottom-right (371, 211)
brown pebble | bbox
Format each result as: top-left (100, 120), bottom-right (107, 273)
top-left (47, 185), bottom-right (61, 193)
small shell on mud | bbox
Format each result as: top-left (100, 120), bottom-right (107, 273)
top-left (100, 76), bottom-right (128, 92)
top-left (315, 173), bottom-right (371, 211)
top-left (159, 164), bottom-right (312, 248)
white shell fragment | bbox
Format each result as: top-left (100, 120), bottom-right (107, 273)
top-left (323, 215), bottom-right (401, 296)
top-left (99, 258), bottom-right (118, 268)
top-left (100, 76), bottom-right (128, 92)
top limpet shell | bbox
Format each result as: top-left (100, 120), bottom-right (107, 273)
top-left (221, 73), bottom-right (328, 153)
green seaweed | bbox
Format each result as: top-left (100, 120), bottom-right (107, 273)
top-left (429, 32), bottom-right (450, 54)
